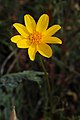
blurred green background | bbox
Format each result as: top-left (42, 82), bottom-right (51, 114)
top-left (0, 0), bottom-right (80, 120)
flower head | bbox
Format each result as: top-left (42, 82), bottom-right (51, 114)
top-left (11, 14), bottom-right (62, 61)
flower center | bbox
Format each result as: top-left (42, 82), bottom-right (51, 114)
top-left (29, 31), bottom-right (42, 44)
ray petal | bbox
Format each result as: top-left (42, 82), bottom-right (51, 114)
top-left (24, 14), bottom-right (36, 33)
top-left (43, 25), bottom-right (61, 37)
top-left (28, 44), bottom-right (37, 61)
top-left (17, 39), bottom-right (31, 48)
top-left (13, 23), bottom-right (29, 38)
top-left (11, 35), bottom-right (22, 43)
top-left (36, 14), bottom-right (49, 32)
top-left (43, 37), bottom-right (62, 44)
top-left (37, 43), bottom-right (52, 58)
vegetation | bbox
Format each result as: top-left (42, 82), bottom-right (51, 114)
top-left (0, 0), bottom-right (80, 120)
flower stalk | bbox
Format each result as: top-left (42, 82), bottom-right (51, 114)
top-left (39, 56), bottom-right (53, 117)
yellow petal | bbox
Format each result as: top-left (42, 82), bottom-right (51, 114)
top-left (37, 43), bottom-right (52, 58)
top-left (43, 25), bottom-right (61, 37)
top-left (13, 23), bottom-right (29, 38)
top-left (24, 14), bottom-right (36, 33)
top-left (43, 37), bottom-right (62, 44)
top-left (17, 39), bottom-right (31, 48)
top-left (36, 14), bottom-right (49, 32)
top-left (11, 35), bottom-right (22, 43)
top-left (28, 44), bottom-right (37, 61)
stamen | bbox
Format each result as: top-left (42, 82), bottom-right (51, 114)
top-left (29, 31), bottom-right (42, 44)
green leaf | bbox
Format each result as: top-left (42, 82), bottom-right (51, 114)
top-left (0, 71), bottom-right (44, 87)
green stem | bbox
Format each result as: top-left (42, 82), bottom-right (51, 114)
top-left (39, 56), bottom-right (51, 95)
top-left (39, 56), bottom-right (53, 117)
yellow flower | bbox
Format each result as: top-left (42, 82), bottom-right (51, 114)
top-left (11, 14), bottom-right (62, 61)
